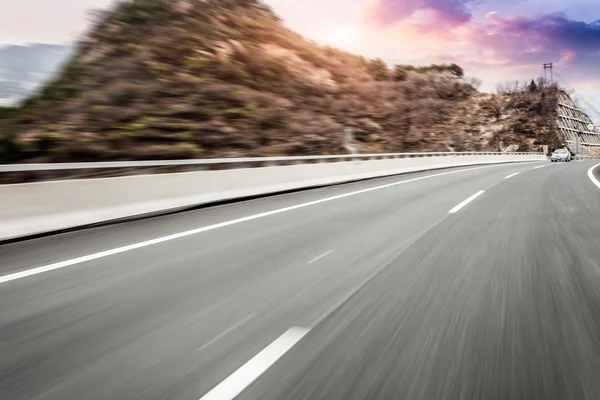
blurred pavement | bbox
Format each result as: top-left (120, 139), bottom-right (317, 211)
top-left (2, 160), bottom-right (600, 399)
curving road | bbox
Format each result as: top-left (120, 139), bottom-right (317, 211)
top-left (1, 160), bottom-right (600, 399)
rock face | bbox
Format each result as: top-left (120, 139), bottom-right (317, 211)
top-left (442, 83), bottom-right (562, 154)
top-left (0, 0), bottom-right (559, 163)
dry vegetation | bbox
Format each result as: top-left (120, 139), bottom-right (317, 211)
top-left (0, 0), bottom-right (559, 163)
top-left (490, 79), bottom-right (561, 151)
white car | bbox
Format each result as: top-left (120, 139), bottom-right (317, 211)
top-left (551, 149), bottom-right (571, 162)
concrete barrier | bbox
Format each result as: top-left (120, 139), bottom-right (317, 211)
top-left (0, 154), bottom-right (545, 240)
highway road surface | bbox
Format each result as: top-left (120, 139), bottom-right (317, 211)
top-left (1, 160), bottom-right (600, 400)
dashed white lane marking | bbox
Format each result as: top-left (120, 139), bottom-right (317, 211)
top-left (504, 172), bottom-right (520, 179)
top-left (199, 327), bottom-right (310, 400)
top-left (588, 163), bottom-right (600, 190)
top-left (534, 165), bottom-right (546, 169)
top-left (448, 191), bottom-right (486, 214)
top-left (197, 314), bottom-right (256, 352)
top-left (308, 249), bottom-right (335, 264)
top-left (0, 164), bottom-right (519, 285)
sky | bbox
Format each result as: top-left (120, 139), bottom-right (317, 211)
top-left (1, 0), bottom-right (600, 117)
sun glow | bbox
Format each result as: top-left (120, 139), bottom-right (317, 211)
top-left (326, 27), bottom-right (358, 49)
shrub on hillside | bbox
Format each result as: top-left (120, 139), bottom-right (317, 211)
top-left (395, 63), bottom-right (464, 78)
top-left (0, 135), bottom-right (24, 163)
top-left (114, 0), bottom-right (174, 25)
top-left (393, 66), bottom-right (408, 82)
top-left (366, 58), bottom-right (389, 81)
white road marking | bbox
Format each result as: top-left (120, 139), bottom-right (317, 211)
top-left (534, 165), bottom-right (546, 169)
top-left (448, 191), bottom-right (486, 214)
top-left (199, 327), bottom-right (309, 400)
top-left (197, 314), bottom-right (256, 352)
top-left (0, 163), bottom-right (528, 285)
top-left (504, 172), bottom-right (520, 179)
top-left (308, 249), bottom-right (335, 264)
top-left (588, 163), bottom-right (600, 190)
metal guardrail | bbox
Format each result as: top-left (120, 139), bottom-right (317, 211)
top-left (0, 152), bottom-right (544, 173)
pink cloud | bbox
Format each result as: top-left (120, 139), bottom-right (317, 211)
top-left (363, 0), bottom-right (479, 30)
top-left (361, 0), bottom-right (600, 79)
top-left (464, 13), bottom-right (600, 80)
top-left (556, 51), bottom-right (577, 67)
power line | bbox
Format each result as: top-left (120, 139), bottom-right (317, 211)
top-left (554, 70), bottom-right (600, 119)
top-left (557, 82), bottom-right (600, 119)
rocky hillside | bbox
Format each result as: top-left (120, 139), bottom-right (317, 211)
top-left (445, 81), bottom-right (561, 153)
top-left (0, 0), bottom-right (559, 163)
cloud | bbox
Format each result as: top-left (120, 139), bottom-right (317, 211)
top-left (484, 13), bottom-right (600, 50)
top-left (362, 1), bottom-right (600, 74)
top-left (362, 0), bottom-right (600, 62)
top-left (363, 0), bottom-right (484, 30)
top-left (359, 0), bottom-right (600, 117)
top-left (468, 13), bottom-right (600, 75)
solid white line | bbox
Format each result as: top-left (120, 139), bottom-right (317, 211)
top-left (0, 164), bottom-right (522, 285)
top-left (504, 172), bottom-right (520, 179)
top-left (448, 191), bottom-right (486, 214)
top-left (588, 163), bottom-right (600, 190)
top-left (199, 327), bottom-right (309, 400)
top-left (308, 249), bottom-right (335, 264)
top-left (534, 165), bottom-right (546, 169)
top-left (197, 314), bottom-right (256, 352)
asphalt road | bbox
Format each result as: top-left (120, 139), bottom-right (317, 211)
top-left (1, 160), bottom-right (600, 399)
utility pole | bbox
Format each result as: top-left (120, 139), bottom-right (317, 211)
top-left (543, 63), bottom-right (554, 85)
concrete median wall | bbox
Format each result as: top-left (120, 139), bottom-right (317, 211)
top-left (0, 154), bottom-right (545, 240)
